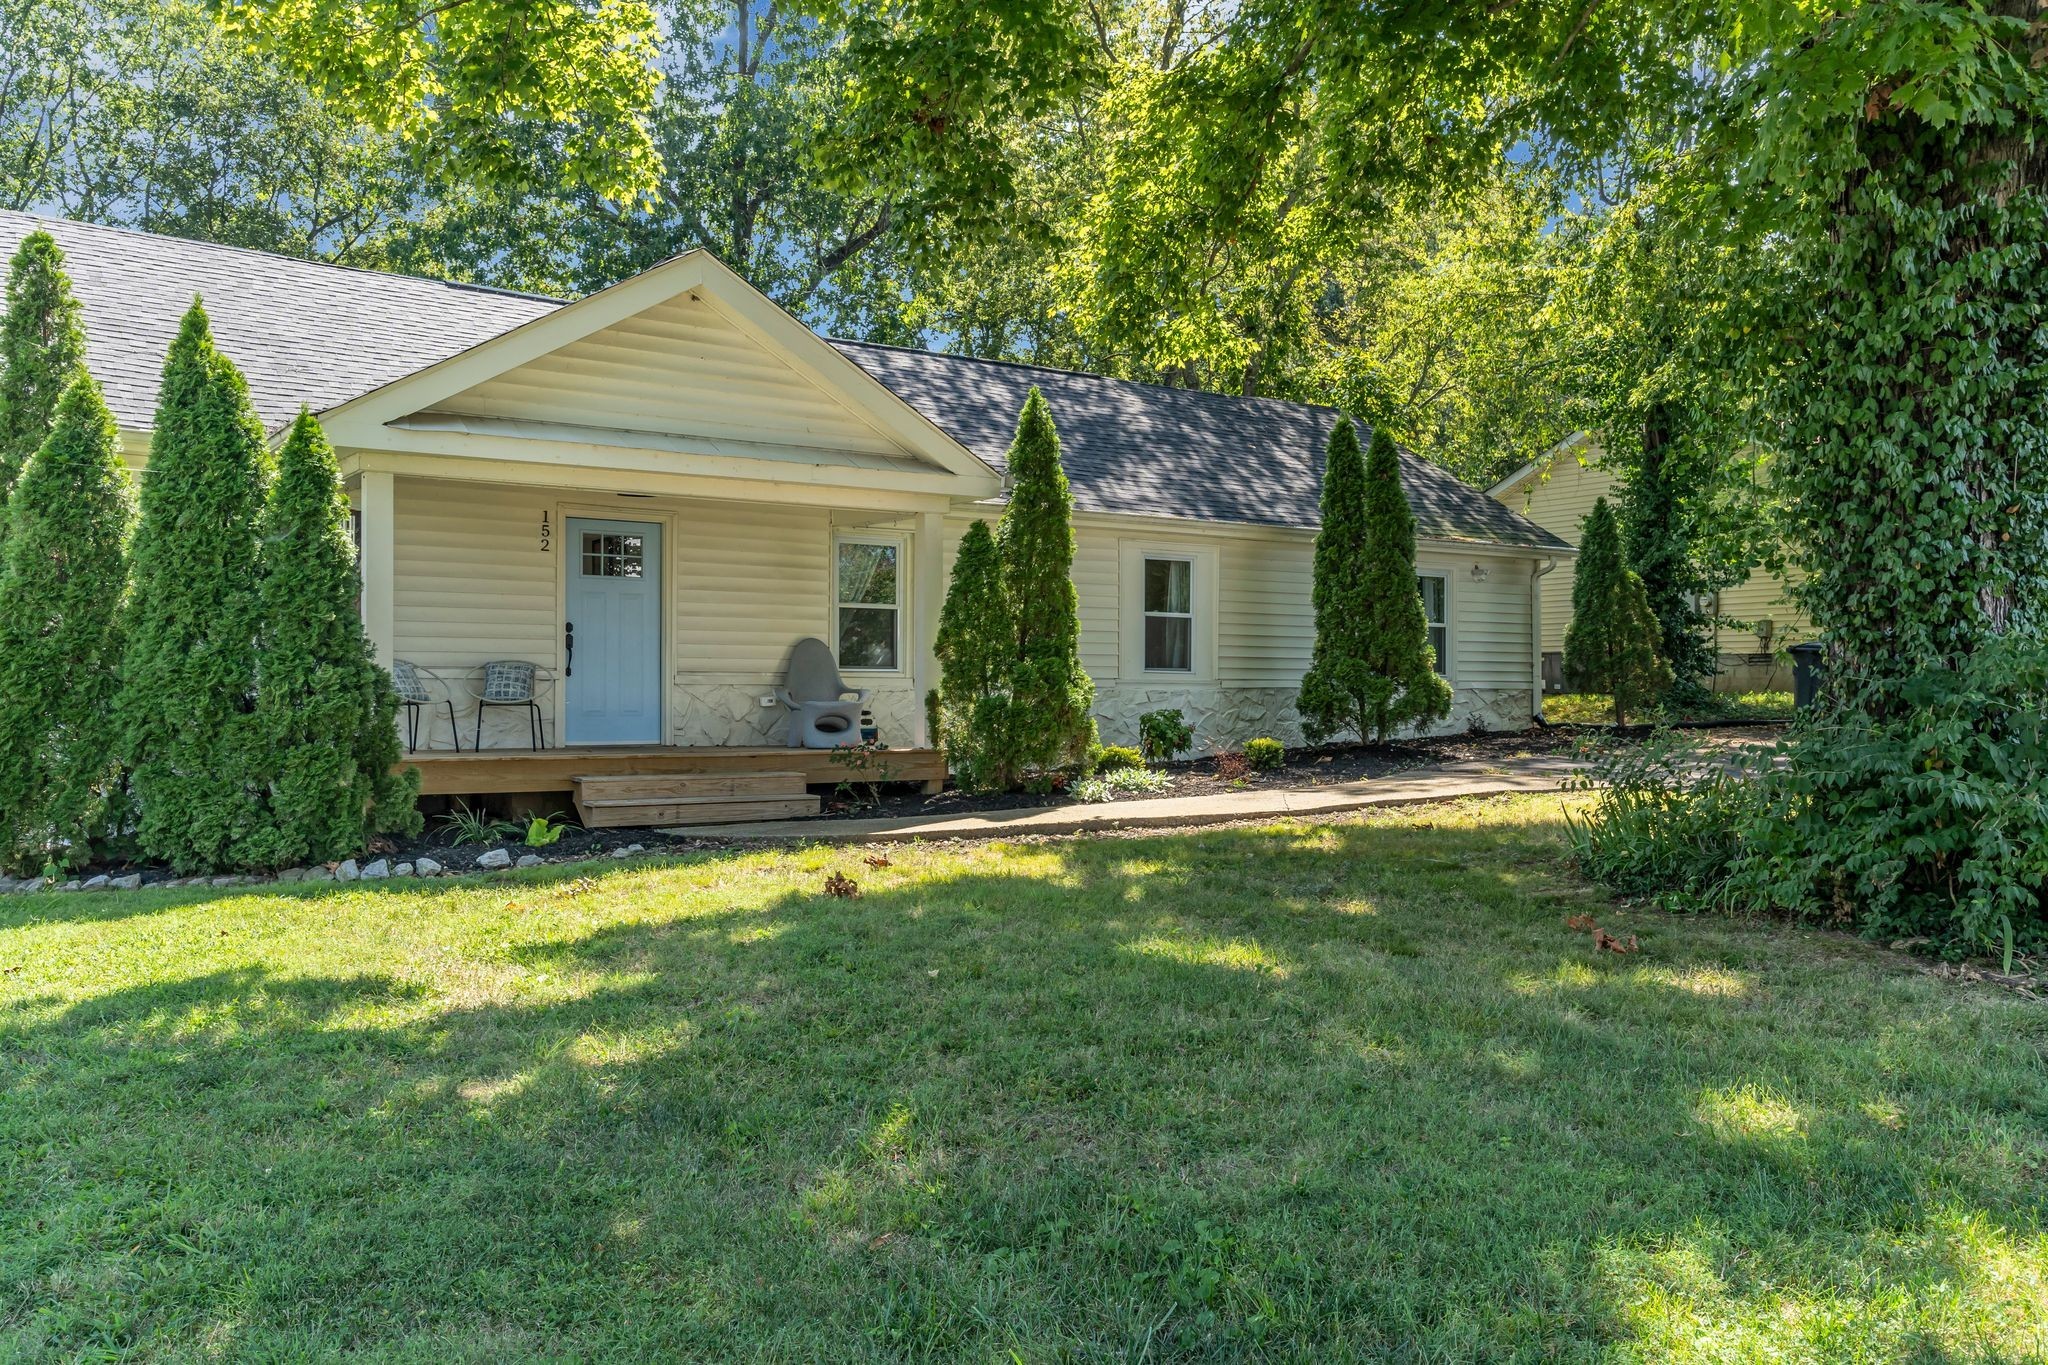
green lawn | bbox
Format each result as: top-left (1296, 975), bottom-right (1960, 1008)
top-left (1546, 691), bottom-right (1796, 725)
top-left (4, 797), bottom-right (2043, 1361)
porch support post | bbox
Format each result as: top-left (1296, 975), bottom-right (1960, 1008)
top-left (911, 509), bottom-right (945, 754)
top-left (359, 469), bottom-right (397, 667)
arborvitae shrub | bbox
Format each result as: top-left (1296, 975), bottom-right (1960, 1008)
top-left (0, 230), bottom-right (88, 548)
top-left (0, 376), bottom-right (133, 872)
top-left (1564, 496), bottom-right (1671, 725)
top-left (118, 300), bottom-right (274, 872)
top-left (997, 388), bottom-right (1096, 780)
top-left (1298, 422), bottom-right (1453, 743)
top-left (246, 410), bottom-right (420, 867)
top-left (931, 518), bottom-right (1014, 789)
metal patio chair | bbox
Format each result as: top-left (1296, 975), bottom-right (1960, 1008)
top-left (470, 660), bottom-right (551, 750)
top-left (392, 659), bottom-right (461, 752)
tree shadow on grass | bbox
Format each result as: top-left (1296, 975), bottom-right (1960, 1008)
top-left (3, 816), bottom-right (2044, 1360)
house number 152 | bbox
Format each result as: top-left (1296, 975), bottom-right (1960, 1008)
top-left (540, 512), bottom-right (552, 552)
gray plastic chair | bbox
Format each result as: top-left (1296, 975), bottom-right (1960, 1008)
top-left (777, 638), bottom-right (870, 748)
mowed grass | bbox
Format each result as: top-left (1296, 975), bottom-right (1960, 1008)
top-left (3, 797), bottom-right (2044, 1362)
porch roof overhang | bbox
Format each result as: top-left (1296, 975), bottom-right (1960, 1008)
top-left (320, 250), bottom-right (1002, 505)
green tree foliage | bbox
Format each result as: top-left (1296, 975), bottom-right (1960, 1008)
top-left (0, 230), bottom-right (87, 536)
top-left (995, 387), bottom-right (1096, 781)
top-left (1299, 421), bottom-right (1452, 744)
top-left (930, 517), bottom-right (1013, 789)
top-left (1564, 498), bottom-right (1670, 726)
top-left (246, 410), bottom-right (420, 867)
top-left (213, 0), bottom-right (662, 201)
top-left (0, 376), bottom-right (133, 872)
top-left (119, 300), bottom-right (274, 872)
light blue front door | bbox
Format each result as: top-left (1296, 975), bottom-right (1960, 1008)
top-left (565, 518), bottom-right (663, 744)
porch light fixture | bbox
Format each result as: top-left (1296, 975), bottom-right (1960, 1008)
top-left (1469, 563), bottom-right (1490, 582)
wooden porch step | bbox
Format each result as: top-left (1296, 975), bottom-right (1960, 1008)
top-left (574, 794), bottom-right (822, 828)
top-left (573, 771), bottom-right (806, 801)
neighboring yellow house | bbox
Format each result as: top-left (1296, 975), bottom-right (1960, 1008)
top-left (1489, 436), bottom-right (1809, 694)
top-left (4, 209), bottom-right (1575, 817)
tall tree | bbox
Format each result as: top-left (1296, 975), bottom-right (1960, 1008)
top-left (119, 299), bottom-right (273, 872)
top-left (1299, 420), bottom-right (1451, 744)
top-left (1564, 497), bottom-right (1669, 726)
top-left (995, 387), bottom-right (1095, 783)
top-left (0, 375), bottom-right (132, 872)
top-left (0, 229), bottom-right (87, 536)
top-left (247, 410), bottom-right (420, 868)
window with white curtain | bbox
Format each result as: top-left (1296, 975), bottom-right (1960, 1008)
top-left (1143, 556), bottom-right (1194, 672)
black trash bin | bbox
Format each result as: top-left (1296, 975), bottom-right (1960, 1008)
top-left (1788, 641), bottom-right (1825, 710)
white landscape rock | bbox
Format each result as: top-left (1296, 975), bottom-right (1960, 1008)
top-left (16, 877), bottom-right (47, 893)
top-left (515, 853), bottom-right (544, 868)
top-left (82, 874), bottom-right (110, 890)
top-left (276, 867), bottom-right (307, 884)
top-left (476, 848), bottom-right (513, 870)
top-left (360, 858), bottom-right (391, 880)
top-left (305, 866), bottom-right (335, 883)
top-left (393, 862), bottom-right (414, 878)
top-left (111, 873), bottom-right (142, 890)
top-left (335, 859), bottom-right (360, 882)
top-left (609, 844), bottom-right (645, 859)
top-left (414, 856), bottom-right (442, 877)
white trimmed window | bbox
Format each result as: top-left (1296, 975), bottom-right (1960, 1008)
top-left (834, 535), bottom-right (902, 671)
top-left (1417, 573), bottom-right (1450, 677)
top-left (1142, 556), bottom-right (1195, 672)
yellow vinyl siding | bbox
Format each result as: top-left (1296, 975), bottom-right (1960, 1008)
top-left (426, 293), bottom-right (905, 457)
top-left (393, 478), bottom-right (557, 674)
top-left (673, 501), bottom-right (831, 680)
top-left (1496, 451), bottom-right (1608, 653)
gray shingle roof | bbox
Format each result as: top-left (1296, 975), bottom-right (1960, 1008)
top-left (0, 209), bottom-right (1568, 551)
top-left (832, 341), bottom-right (1572, 552)
top-left (0, 210), bottom-right (558, 431)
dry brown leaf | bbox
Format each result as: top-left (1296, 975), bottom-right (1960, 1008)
top-left (824, 871), bottom-right (860, 899)
top-left (862, 853), bottom-right (893, 869)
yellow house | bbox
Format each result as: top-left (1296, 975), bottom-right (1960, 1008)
top-left (4, 210), bottom-right (1574, 818)
top-left (1489, 435), bottom-right (1809, 694)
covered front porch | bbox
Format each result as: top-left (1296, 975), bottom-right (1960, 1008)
top-left (319, 248), bottom-right (998, 819)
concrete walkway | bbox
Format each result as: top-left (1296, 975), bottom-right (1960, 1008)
top-left (660, 754), bottom-right (1585, 843)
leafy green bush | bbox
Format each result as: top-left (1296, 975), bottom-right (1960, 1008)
top-left (1563, 731), bottom-right (1760, 908)
top-left (1138, 709), bottom-right (1194, 764)
top-left (1569, 645), bottom-right (2048, 959)
top-left (1731, 645), bottom-right (2048, 957)
top-left (1092, 744), bottom-right (1144, 773)
top-left (1242, 737), bottom-right (1286, 771)
top-left (1073, 766), bottom-right (1174, 802)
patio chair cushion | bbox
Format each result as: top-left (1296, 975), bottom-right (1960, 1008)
top-left (481, 660), bottom-right (538, 703)
top-left (391, 658), bottom-right (431, 705)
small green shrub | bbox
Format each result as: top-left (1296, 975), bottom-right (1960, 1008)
top-left (1073, 767), bottom-right (1174, 802)
top-left (1242, 738), bottom-right (1286, 771)
top-left (1138, 709), bottom-right (1194, 764)
top-left (524, 814), bottom-right (568, 848)
top-left (1093, 744), bottom-right (1144, 773)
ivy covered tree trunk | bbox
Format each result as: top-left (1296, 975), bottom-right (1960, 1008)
top-left (245, 410), bottom-right (421, 868)
top-left (118, 300), bottom-right (275, 873)
top-left (931, 517), bottom-right (1015, 790)
top-left (994, 387), bottom-right (1095, 784)
top-left (0, 377), bottom-right (133, 873)
top-left (1301, 420), bottom-right (1452, 743)
top-left (1619, 402), bottom-right (1717, 704)
top-left (0, 230), bottom-right (88, 548)
top-left (1781, 102), bottom-right (2048, 704)
top-left (1564, 497), bottom-right (1670, 726)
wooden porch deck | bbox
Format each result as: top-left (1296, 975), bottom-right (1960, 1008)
top-left (407, 744), bottom-right (947, 798)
